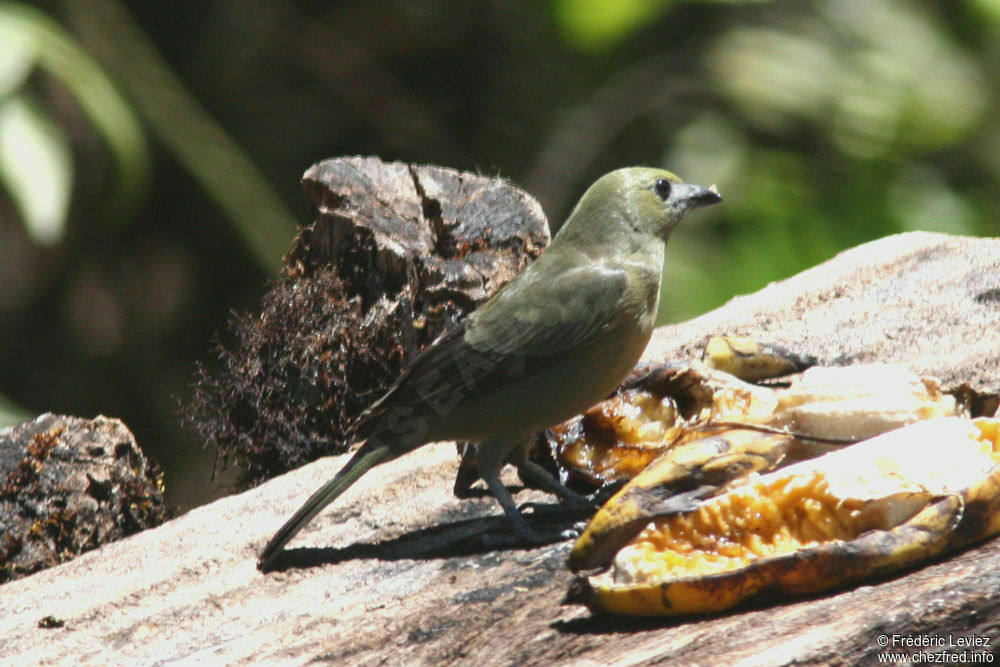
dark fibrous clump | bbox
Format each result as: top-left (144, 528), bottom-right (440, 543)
top-left (182, 264), bottom-right (410, 489)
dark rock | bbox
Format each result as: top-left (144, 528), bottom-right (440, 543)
top-left (0, 414), bottom-right (165, 584)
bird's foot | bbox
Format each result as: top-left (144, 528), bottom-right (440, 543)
top-left (479, 523), bottom-right (574, 548)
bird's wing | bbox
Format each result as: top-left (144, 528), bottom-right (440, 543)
top-left (466, 258), bottom-right (630, 356)
top-left (350, 257), bottom-right (631, 439)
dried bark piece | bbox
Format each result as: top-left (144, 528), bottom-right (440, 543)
top-left (0, 413), bottom-right (165, 584)
top-left (184, 157), bottom-right (549, 487)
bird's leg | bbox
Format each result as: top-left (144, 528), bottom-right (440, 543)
top-left (510, 439), bottom-right (594, 510)
top-left (476, 436), bottom-right (563, 543)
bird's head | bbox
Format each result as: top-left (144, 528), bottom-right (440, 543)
top-left (559, 167), bottom-right (722, 245)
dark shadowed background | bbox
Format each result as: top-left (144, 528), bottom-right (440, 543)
top-left (1, 0), bottom-right (997, 511)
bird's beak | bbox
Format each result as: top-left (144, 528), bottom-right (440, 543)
top-left (684, 183), bottom-right (722, 209)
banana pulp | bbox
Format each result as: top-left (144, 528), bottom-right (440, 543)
top-left (573, 418), bottom-right (1000, 616)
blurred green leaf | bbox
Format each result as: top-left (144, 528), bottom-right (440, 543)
top-left (553, 0), bottom-right (772, 51)
top-left (708, 2), bottom-right (985, 158)
top-left (0, 1), bottom-right (150, 227)
top-left (967, 0), bottom-right (1000, 26)
top-left (708, 28), bottom-right (835, 131)
top-left (889, 165), bottom-right (977, 235)
top-left (0, 96), bottom-right (72, 244)
top-left (554, 0), bottom-right (674, 51)
top-left (658, 230), bottom-right (727, 322)
top-left (0, 392), bottom-right (31, 428)
top-left (0, 14), bottom-right (34, 96)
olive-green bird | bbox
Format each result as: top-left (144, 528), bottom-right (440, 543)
top-left (258, 167), bottom-right (721, 570)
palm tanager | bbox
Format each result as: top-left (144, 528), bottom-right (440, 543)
top-left (257, 167), bottom-right (721, 570)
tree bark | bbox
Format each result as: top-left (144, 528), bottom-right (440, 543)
top-left (0, 414), bottom-right (165, 585)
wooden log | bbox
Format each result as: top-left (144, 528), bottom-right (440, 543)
top-left (5, 231), bottom-right (1000, 664)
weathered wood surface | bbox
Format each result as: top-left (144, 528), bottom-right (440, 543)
top-left (645, 231), bottom-right (1000, 393)
top-left (5, 232), bottom-right (1000, 665)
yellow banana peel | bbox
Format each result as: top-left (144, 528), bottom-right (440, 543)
top-left (568, 418), bottom-right (1000, 616)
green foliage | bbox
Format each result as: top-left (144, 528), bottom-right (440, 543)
top-left (707, 6), bottom-right (984, 157)
top-left (2, 0), bottom-right (999, 506)
top-left (648, 0), bottom-right (997, 322)
top-left (0, 2), bottom-right (149, 237)
top-left (0, 95), bottom-right (71, 244)
top-left (554, 0), bottom-right (676, 51)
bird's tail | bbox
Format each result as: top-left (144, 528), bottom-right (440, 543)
top-left (257, 437), bottom-right (395, 570)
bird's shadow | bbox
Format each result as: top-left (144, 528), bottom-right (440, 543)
top-left (259, 499), bottom-right (592, 572)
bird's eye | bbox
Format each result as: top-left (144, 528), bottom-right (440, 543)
top-left (654, 178), bottom-right (672, 200)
